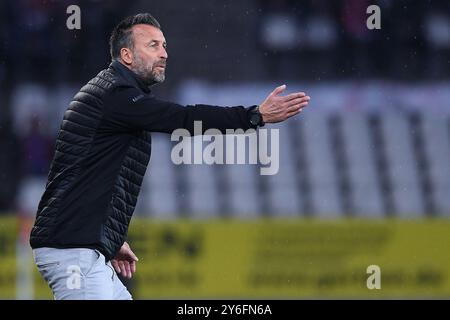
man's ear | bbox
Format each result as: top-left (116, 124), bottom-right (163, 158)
top-left (120, 48), bottom-right (133, 65)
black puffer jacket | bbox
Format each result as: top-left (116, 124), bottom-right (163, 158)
top-left (30, 60), bottom-right (257, 261)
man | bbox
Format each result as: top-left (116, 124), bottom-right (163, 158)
top-left (30, 13), bottom-right (310, 300)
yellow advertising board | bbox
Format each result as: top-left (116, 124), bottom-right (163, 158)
top-left (130, 219), bottom-right (450, 298)
top-left (1, 217), bottom-right (450, 299)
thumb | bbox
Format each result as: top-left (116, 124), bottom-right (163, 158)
top-left (129, 250), bottom-right (139, 262)
top-left (271, 84), bottom-right (287, 97)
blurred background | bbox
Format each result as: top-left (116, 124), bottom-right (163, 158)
top-left (1, 0), bottom-right (450, 299)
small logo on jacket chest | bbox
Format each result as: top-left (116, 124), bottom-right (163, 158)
top-left (132, 94), bottom-right (145, 103)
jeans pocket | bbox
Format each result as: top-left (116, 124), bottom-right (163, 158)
top-left (79, 250), bottom-right (102, 277)
top-left (37, 261), bottom-right (60, 269)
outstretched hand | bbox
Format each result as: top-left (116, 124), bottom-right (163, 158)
top-left (259, 84), bottom-right (310, 123)
top-left (111, 242), bottom-right (139, 279)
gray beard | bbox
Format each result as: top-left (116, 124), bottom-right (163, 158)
top-left (131, 56), bottom-right (165, 86)
top-left (152, 71), bottom-right (165, 83)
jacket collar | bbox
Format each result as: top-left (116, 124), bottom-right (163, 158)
top-left (109, 60), bottom-right (153, 94)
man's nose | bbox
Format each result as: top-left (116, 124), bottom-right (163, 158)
top-left (160, 47), bottom-right (168, 60)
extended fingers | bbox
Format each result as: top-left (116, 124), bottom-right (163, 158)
top-left (285, 96), bottom-right (311, 118)
top-left (283, 92), bottom-right (306, 102)
top-left (282, 97), bottom-right (310, 115)
top-left (286, 107), bottom-right (304, 118)
top-left (284, 96), bottom-right (310, 108)
top-left (286, 101), bottom-right (310, 112)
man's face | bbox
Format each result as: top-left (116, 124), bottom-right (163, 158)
top-left (128, 24), bottom-right (168, 85)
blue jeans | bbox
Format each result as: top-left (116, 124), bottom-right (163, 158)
top-left (33, 247), bottom-right (132, 300)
